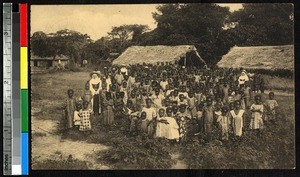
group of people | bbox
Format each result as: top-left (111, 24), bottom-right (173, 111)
top-left (65, 63), bottom-right (278, 143)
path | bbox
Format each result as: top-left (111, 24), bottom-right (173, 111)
top-left (31, 108), bottom-right (110, 170)
top-left (171, 152), bottom-right (188, 169)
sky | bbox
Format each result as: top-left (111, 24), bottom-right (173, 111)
top-left (31, 4), bottom-right (243, 40)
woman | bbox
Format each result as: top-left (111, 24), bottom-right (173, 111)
top-left (238, 70), bottom-right (249, 88)
top-left (89, 70), bottom-right (102, 116)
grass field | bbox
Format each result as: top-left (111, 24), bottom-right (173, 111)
top-left (31, 71), bottom-right (295, 169)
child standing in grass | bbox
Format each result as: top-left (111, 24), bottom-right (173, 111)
top-left (73, 103), bottom-right (82, 130)
top-left (216, 107), bottom-right (230, 141)
top-left (250, 95), bottom-right (264, 134)
top-left (79, 101), bottom-right (93, 133)
top-left (202, 97), bottom-right (214, 143)
top-left (102, 92), bottom-right (114, 125)
top-left (82, 82), bottom-right (93, 110)
top-left (176, 104), bottom-right (191, 143)
top-left (142, 98), bottom-right (157, 137)
top-left (230, 100), bottom-right (245, 141)
top-left (264, 92), bottom-right (279, 124)
top-left (66, 89), bottom-right (76, 130)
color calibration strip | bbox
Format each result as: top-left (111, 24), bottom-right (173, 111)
top-left (3, 3), bottom-right (28, 175)
top-left (20, 3), bottom-right (29, 175)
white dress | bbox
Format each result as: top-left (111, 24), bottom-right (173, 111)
top-left (250, 104), bottom-right (264, 129)
top-left (230, 109), bottom-right (245, 136)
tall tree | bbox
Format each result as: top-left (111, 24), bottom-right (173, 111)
top-left (139, 4), bottom-right (232, 65)
top-left (228, 3), bottom-right (293, 46)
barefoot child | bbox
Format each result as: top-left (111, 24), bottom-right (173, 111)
top-left (66, 89), bottom-right (76, 130)
top-left (216, 107), bottom-right (230, 141)
top-left (79, 101), bottom-right (93, 133)
top-left (176, 104), bottom-right (191, 143)
top-left (202, 97), bottom-right (215, 143)
top-left (250, 95), bottom-right (264, 134)
top-left (102, 92), bottom-right (114, 125)
top-left (74, 103), bottom-right (82, 129)
top-left (264, 92), bottom-right (279, 124)
top-left (230, 100), bottom-right (245, 141)
top-left (142, 98), bottom-right (157, 137)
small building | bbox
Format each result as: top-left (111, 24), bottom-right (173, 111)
top-left (112, 45), bottom-right (206, 67)
top-left (217, 45), bottom-right (294, 71)
top-left (30, 54), bottom-right (69, 68)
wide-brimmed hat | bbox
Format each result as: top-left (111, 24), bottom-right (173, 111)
top-left (90, 71), bottom-right (101, 78)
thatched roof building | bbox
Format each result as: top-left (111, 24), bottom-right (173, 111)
top-left (217, 45), bottom-right (294, 71)
top-left (112, 45), bottom-right (206, 66)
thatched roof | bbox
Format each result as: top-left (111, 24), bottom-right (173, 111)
top-left (112, 45), bottom-right (205, 65)
top-left (217, 45), bottom-right (294, 71)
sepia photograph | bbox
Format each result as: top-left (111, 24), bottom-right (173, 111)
top-left (30, 3), bottom-right (295, 170)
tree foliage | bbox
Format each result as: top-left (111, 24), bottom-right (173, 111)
top-left (30, 4), bottom-right (293, 67)
top-left (228, 3), bottom-right (293, 46)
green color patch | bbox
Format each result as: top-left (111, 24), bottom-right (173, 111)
top-left (21, 89), bottom-right (28, 132)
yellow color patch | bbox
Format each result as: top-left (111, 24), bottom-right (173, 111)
top-left (20, 47), bottom-right (28, 89)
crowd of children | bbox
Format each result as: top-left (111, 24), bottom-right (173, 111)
top-left (65, 63), bottom-right (279, 143)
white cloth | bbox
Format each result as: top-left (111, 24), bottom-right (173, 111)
top-left (230, 109), bottom-right (245, 136)
top-left (238, 72), bottom-right (249, 85)
top-left (141, 107), bottom-right (156, 121)
top-left (89, 77), bottom-right (102, 96)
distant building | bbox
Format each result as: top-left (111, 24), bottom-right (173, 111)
top-left (112, 45), bottom-right (206, 67)
top-left (217, 45), bottom-right (294, 71)
top-left (30, 54), bottom-right (69, 68)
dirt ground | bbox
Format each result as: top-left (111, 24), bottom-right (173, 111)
top-left (31, 108), bottom-right (110, 170)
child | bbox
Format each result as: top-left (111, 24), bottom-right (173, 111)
top-left (216, 107), bottom-right (230, 141)
top-left (176, 104), bottom-right (191, 143)
top-left (230, 100), bottom-right (245, 141)
top-left (187, 90), bottom-right (198, 119)
top-left (142, 98), bottom-right (157, 137)
top-left (250, 95), bottom-right (264, 133)
top-left (129, 104), bottom-right (140, 135)
top-left (165, 107), bottom-right (180, 141)
top-left (78, 101), bottom-right (93, 133)
top-left (114, 92), bottom-right (125, 118)
top-left (243, 82), bottom-right (252, 108)
top-left (151, 88), bottom-right (165, 110)
top-left (195, 103), bottom-right (204, 135)
top-left (82, 82), bottom-right (93, 110)
top-left (66, 89), bottom-right (76, 130)
top-left (140, 112), bottom-right (148, 134)
top-left (73, 102), bottom-right (82, 129)
top-left (202, 97), bottom-right (215, 143)
top-left (178, 94), bottom-right (188, 106)
top-left (120, 81), bottom-right (129, 105)
top-left (264, 92), bottom-right (279, 124)
top-left (156, 108), bottom-right (169, 138)
top-left (102, 92), bottom-right (114, 125)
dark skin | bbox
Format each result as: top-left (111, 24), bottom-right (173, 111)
top-left (68, 90), bottom-right (74, 98)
